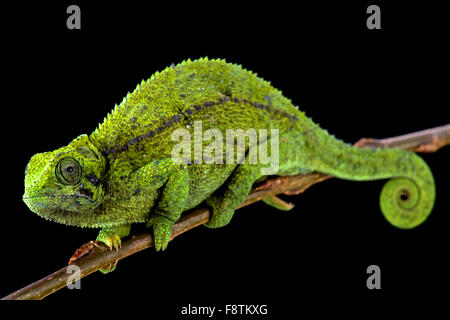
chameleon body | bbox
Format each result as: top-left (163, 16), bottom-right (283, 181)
top-left (23, 58), bottom-right (435, 255)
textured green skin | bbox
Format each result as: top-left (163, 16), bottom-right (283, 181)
top-left (23, 58), bottom-right (435, 255)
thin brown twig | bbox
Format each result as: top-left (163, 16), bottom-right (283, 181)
top-left (2, 123), bottom-right (449, 300)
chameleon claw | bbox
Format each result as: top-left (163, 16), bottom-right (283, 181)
top-left (96, 229), bottom-right (122, 251)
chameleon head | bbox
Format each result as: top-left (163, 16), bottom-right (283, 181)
top-left (23, 134), bottom-right (106, 227)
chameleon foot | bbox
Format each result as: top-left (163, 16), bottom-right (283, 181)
top-left (95, 228), bottom-right (124, 273)
top-left (204, 195), bottom-right (235, 228)
top-left (96, 229), bottom-right (122, 251)
top-left (147, 215), bottom-right (175, 251)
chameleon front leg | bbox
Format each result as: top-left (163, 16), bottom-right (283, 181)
top-left (130, 158), bottom-right (190, 251)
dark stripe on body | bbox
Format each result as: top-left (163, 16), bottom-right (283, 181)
top-left (102, 96), bottom-right (299, 156)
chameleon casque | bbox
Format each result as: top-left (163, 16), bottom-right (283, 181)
top-left (23, 58), bottom-right (435, 258)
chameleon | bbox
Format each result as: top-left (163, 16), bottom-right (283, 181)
top-left (23, 58), bottom-right (435, 257)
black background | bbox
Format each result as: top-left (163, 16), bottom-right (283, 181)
top-left (1, 0), bottom-right (449, 315)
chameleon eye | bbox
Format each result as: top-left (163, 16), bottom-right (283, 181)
top-left (56, 157), bottom-right (82, 185)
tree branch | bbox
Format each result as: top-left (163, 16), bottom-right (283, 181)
top-left (2, 123), bottom-right (449, 300)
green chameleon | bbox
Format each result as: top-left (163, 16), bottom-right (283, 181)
top-left (23, 58), bottom-right (435, 256)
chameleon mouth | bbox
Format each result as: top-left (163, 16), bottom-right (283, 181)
top-left (23, 193), bottom-right (97, 216)
top-left (22, 194), bottom-right (102, 228)
top-left (22, 194), bottom-right (94, 202)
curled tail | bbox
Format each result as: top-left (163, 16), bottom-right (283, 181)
top-left (307, 126), bottom-right (436, 229)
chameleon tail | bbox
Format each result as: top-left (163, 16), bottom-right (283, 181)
top-left (308, 126), bottom-right (436, 229)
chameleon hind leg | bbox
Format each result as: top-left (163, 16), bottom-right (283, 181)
top-left (204, 159), bottom-right (264, 228)
top-left (204, 132), bottom-right (301, 227)
top-left (204, 129), bottom-right (313, 227)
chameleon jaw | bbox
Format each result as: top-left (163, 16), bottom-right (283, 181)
top-left (22, 194), bottom-right (100, 226)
